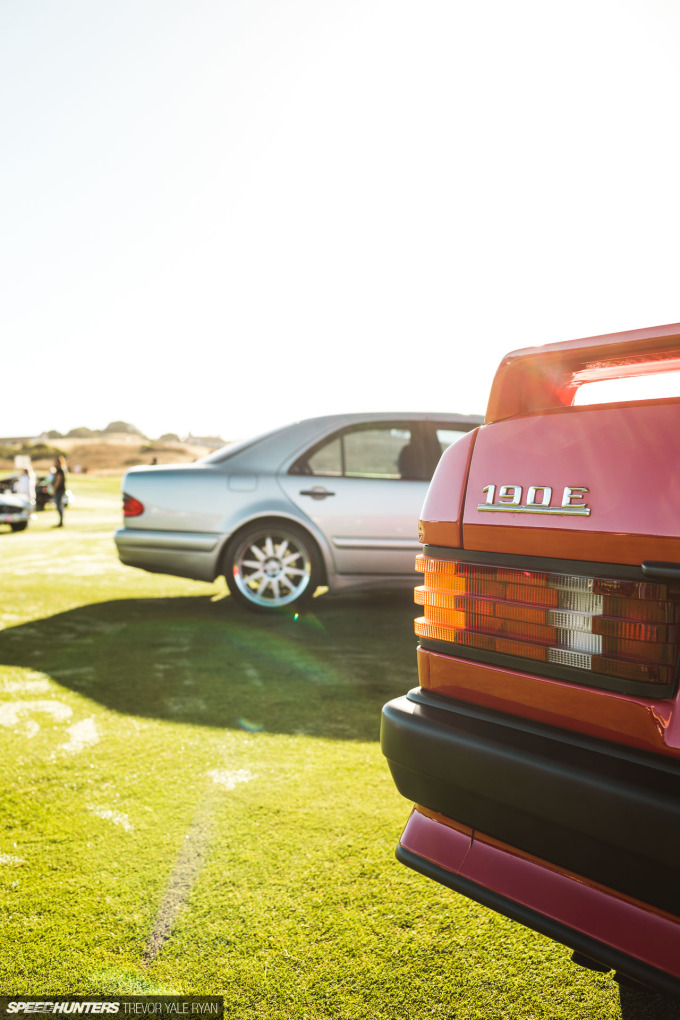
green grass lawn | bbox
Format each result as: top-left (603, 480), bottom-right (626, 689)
top-left (0, 477), bottom-right (620, 1017)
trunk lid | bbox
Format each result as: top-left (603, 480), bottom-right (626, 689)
top-left (462, 400), bottom-right (680, 564)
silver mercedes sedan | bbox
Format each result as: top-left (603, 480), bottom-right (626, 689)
top-left (114, 411), bottom-right (482, 612)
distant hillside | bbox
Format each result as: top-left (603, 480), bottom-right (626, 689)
top-left (0, 432), bottom-right (227, 475)
top-left (46, 421), bottom-right (147, 440)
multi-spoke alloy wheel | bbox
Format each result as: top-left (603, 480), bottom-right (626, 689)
top-left (225, 523), bottom-right (320, 611)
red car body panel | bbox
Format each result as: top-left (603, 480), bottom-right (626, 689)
top-left (382, 323), bottom-right (680, 996)
top-left (417, 647), bottom-right (680, 759)
top-left (422, 401), bottom-right (680, 563)
top-left (418, 429), bottom-right (478, 548)
top-left (462, 402), bottom-right (680, 563)
top-left (400, 807), bottom-right (680, 982)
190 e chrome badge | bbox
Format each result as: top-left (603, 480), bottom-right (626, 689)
top-left (478, 484), bottom-right (591, 517)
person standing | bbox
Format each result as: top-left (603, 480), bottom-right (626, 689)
top-left (53, 456), bottom-right (67, 527)
top-left (15, 467), bottom-right (36, 505)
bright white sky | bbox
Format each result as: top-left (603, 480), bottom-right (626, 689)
top-left (4, 0), bottom-right (680, 441)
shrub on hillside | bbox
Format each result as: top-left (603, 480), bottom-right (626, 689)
top-left (104, 421), bottom-right (144, 436)
top-left (139, 442), bottom-right (187, 454)
top-left (25, 442), bottom-right (67, 459)
top-left (0, 442), bottom-right (66, 461)
top-left (67, 427), bottom-right (101, 439)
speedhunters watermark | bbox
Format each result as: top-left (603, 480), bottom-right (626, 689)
top-left (0, 1001), bottom-right (223, 1018)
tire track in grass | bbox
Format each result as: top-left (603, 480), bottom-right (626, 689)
top-left (142, 767), bottom-right (255, 964)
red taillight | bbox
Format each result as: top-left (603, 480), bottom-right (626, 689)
top-left (122, 493), bottom-right (144, 517)
top-left (414, 555), bottom-right (680, 689)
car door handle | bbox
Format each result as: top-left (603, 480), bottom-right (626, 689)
top-left (299, 486), bottom-right (336, 499)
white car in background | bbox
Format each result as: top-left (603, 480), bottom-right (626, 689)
top-left (114, 412), bottom-right (482, 611)
top-left (0, 491), bottom-right (31, 532)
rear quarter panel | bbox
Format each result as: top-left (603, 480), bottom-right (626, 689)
top-left (121, 464), bottom-right (292, 536)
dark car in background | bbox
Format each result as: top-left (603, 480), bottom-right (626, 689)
top-left (35, 475), bottom-right (54, 510)
top-left (34, 475), bottom-right (71, 511)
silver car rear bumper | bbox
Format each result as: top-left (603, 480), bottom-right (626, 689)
top-left (114, 528), bottom-right (221, 582)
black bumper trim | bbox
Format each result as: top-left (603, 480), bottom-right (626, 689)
top-left (397, 845), bottom-right (680, 1000)
top-left (423, 545), bottom-right (647, 579)
top-left (407, 686), bottom-right (680, 772)
top-left (381, 692), bottom-right (680, 915)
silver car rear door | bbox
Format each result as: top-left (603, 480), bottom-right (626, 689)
top-left (278, 420), bottom-right (436, 576)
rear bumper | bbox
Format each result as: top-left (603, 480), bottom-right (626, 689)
top-left (0, 498), bottom-right (30, 524)
top-left (381, 689), bottom-right (680, 917)
top-left (1, 510), bottom-right (29, 523)
top-left (398, 807), bottom-right (680, 996)
top-left (114, 528), bottom-right (221, 582)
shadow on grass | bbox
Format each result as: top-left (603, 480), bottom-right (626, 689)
top-left (0, 590), bottom-right (418, 741)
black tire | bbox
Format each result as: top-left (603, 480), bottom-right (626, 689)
top-left (619, 982), bottom-right (680, 1019)
top-left (224, 520), bottom-right (322, 613)
top-left (10, 522), bottom-right (28, 532)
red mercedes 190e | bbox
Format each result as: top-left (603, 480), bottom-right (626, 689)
top-left (382, 323), bottom-right (680, 1005)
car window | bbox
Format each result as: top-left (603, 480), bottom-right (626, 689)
top-left (436, 427), bottom-right (471, 452)
top-left (291, 423), bottom-right (437, 480)
top-left (344, 427), bottom-right (410, 479)
top-left (306, 436), bottom-right (343, 476)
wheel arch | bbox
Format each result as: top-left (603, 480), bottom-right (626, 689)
top-left (217, 512), bottom-right (330, 587)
